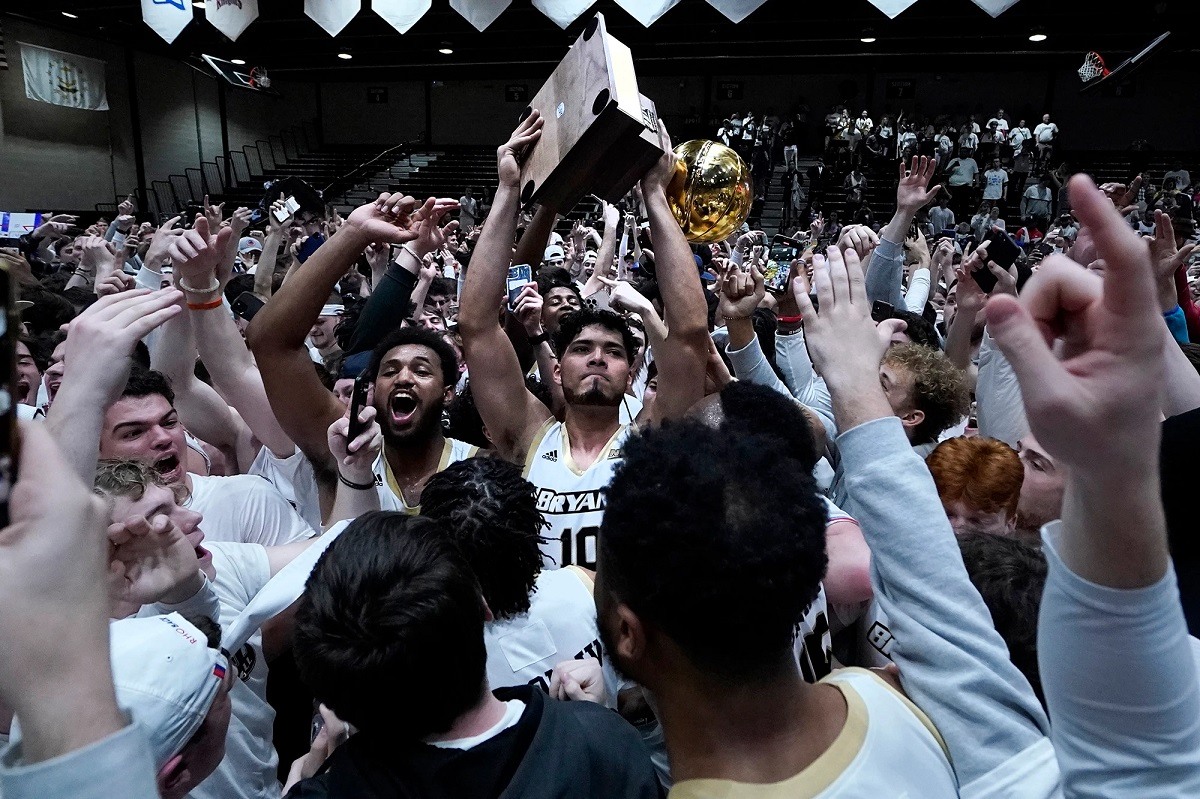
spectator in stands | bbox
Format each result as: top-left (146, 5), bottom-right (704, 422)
top-left (1033, 113), bottom-right (1058, 165)
top-left (458, 188), bottom-right (480, 229)
top-left (982, 158), bottom-right (1009, 206)
top-left (930, 195), bottom-right (955, 234)
top-left (1164, 162), bottom-right (1192, 192)
top-left (1021, 174), bottom-right (1054, 221)
top-left (946, 151), bottom-right (980, 217)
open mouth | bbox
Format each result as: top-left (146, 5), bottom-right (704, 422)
top-left (390, 393), bottom-right (419, 427)
top-left (16, 379), bottom-right (29, 400)
top-left (185, 529), bottom-right (210, 563)
top-left (154, 453), bottom-right (181, 478)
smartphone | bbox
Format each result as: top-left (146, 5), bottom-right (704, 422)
top-left (976, 228), bottom-right (1022, 293)
top-left (0, 258), bottom-right (17, 526)
top-left (770, 234), bottom-right (804, 263)
top-left (762, 260), bottom-right (790, 294)
top-left (347, 371), bottom-right (370, 442)
top-left (231, 291), bottom-right (264, 322)
top-left (937, 228), bottom-right (956, 241)
top-left (506, 264), bottom-right (532, 310)
top-left (870, 300), bottom-right (894, 323)
top-left (273, 195), bottom-right (300, 224)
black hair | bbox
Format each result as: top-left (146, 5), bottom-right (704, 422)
top-left (367, 326), bottom-right (459, 388)
top-left (122, 365), bottom-right (174, 404)
top-left (892, 309), bottom-right (942, 350)
top-left (447, 376), bottom-right (553, 449)
top-left (600, 420), bottom-right (827, 679)
top-left (718, 381), bottom-right (819, 473)
top-left (19, 333), bottom-right (51, 372)
top-left (20, 286), bottom-right (76, 334)
top-left (428, 276), bottom-right (454, 298)
top-left (957, 532), bottom-right (1047, 709)
top-left (293, 512), bottom-right (486, 738)
top-left (223, 273), bottom-right (256, 306)
top-left (535, 266), bottom-right (580, 301)
top-left (553, 308), bottom-right (637, 365)
top-left (420, 458), bottom-right (550, 620)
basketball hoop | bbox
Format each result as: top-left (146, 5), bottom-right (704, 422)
top-left (1077, 51), bottom-right (1110, 83)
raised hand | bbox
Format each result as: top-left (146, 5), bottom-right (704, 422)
top-left (202, 194), bottom-right (225, 231)
top-left (597, 274), bottom-right (653, 317)
top-left (107, 514), bottom-right (202, 607)
top-left (640, 120), bottom-right (681, 199)
top-left (143, 215), bottom-right (184, 270)
top-left (895, 156), bottom-right (939, 214)
top-left (167, 215), bottom-right (235, 289)
top-left (363, 241), bottom-right (390, 274)
top-left (268, 193), bottom-right (294, 232)
top-left (1147, 210), bottom-right (1196, 311)
top-left (344, 192), bottom-right (422, 245)
top-left (718, 264), bottom-right (765, 320)
top-left (33, 213), bottom-right (76, 239)
top-left (837, 224), bottom-right (879, 261)
top-left (1099, 174), bottom-right (1143, 211)
top-left (94, 272), bottom-right (136, 298)
top-left (80, 235), bottom-right (117, 277)
top-left (327, 404), bottom-right (382, 485)
top-left (512, 284), bottom-right (544, 336)
top-left (228, 205), bottom-right (253, 236)
top-left (810, 212), bottom-right (825, 241)
top-left (410, 197), bottom-right (460, 255)
top-left (117, 194), bottom-right (136, 216)
top-left (498, 110), bottom-right (543, 189)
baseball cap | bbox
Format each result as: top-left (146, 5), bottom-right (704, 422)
top-left (238, 236), bottom-right (263, 253)
top-left (544, 244), bottom-right (565, 262)
top-left (10, 613), bottom-right (226, 770)
top-left (547, 232), bottom-right (564, 247)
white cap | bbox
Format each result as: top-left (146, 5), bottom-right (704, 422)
top-left (238, 236), bottom-right (263, 253)
top-left (12, 613), bottom-right (227, 770)
top-left (543, 244), bottom-right (565, 262)
top-left (319, 303), bottom-right (345, 318)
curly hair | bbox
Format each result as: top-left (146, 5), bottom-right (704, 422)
top-left (420, 458), bottom-right (550, 620)
top-left (366, 326), bottom-right (459, 388)
top-left (600, 420), bottom-right (828, 679)
top-left (93, 459), bottom-right (191, 505)
top-left (553, 307), bottom-right (637, 365)
top-left (884, 344), bottom-right (970, 444)
top-left (927, 437), bottom-right (1023, 518)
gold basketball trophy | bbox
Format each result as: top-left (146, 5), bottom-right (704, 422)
top-left (519, 13), bottom-right (753, 242)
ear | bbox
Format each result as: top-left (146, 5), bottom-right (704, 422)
top-left (612, 602), bottom-right (647, 672)
top-left (552, 361), bottom-right (562, 389)
top-left (899, 409), bottom-right (924, 436)
top-left (157, 754), bottom-right (187, 795)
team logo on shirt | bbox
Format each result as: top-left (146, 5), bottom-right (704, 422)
top-left (535, 488), bottom-right (605, 515)
top-left (231, 643), bottom-right (257, 682)
top-left (866, 621), bottom-right (895, 660)
top-left (607, 448), bottom-right (623, 460)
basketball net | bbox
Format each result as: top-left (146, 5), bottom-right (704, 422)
top-left (1077, 52), bottom-right (1109, 82)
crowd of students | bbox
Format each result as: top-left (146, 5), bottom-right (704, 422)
top-left (1, 96), bottom-right (1199, 799)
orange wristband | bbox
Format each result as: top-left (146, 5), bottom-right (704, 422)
top-left (186, 297), bottom-right (224, 311)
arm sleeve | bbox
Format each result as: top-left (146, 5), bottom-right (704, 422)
top-left (347, 261), bottom-right (419, 355)
top-left (838, 416), bottom-right (1055, 796)
top-left (1039, 521), bottom-right (1200, 797)
top-left (976, 329), bottom-right (1029, 449)
top-left (0, 722), bottom-right (159, 799)
top-left (864, 236), bottom-right (907, 308)
top-left (136, 573), bottom-right (221, 622)
top-left (903, 268), bottom-right (931, 313)
top-left (775, 332), bottom-right (837, 441)
top-left (1165, 306), bottom-right (1190, 346)
top-left (726, 335), bottom-right (836, 439)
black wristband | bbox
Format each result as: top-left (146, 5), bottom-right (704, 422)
top-left (528, 332), bottom-right (551, 346)
top-left (338, 473), bottom-right (375, 491)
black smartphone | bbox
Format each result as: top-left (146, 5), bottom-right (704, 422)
top-left (347, 372), bottom-right (370, 442)
top-left (770, 234), bottom-right (804, 263)
top-left (0, 257), bottom-right (16, 526)
top-left (976, 228), bottom-right (1021, 293)
top-left (231, 291), bottom-right (264, 322)
top-left (871, 300), bottom-right (894, 323)
top-left (937, 228), bottom-right (957, 241)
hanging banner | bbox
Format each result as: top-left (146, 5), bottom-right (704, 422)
top-left (20, 42), bottom-right (108, 110)
top-left (205, 0), bottom-right (259, 42)
top-left (531, 0), bottom-right (596, 29)
top-left (705, 0), bottom-right (768, 23)
top-left (141, 0), bottom-right (194, 44)
top-left (863, 0), bottom-right (920, 18)
top-left (305, 0), bottom-right (361, 36)
top-left (449, 0), bottom-right (510, 32)
top-left (969, 0), bottom-right (1021, 17)
top-left (373, 0), bottom-right (431, 34)
top-left (613, 0), bottom-right (679, 27)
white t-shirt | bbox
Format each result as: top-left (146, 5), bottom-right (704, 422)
top-left (958, 132), bottom-right (979, 151)
top-left (982, 168), bottom-right (1009, 200)
top-left (947, 158), bottom-right (979, 187)
top-left (1034, 122), bottom-right (1058, 143)
top-left (193, 541), bottom-right (278, 799)
top-left (189, 473), bottom-right (315, 546)
top-left (248, 445), bottom-right (322, 532)
top-left (1009, 127), bottom-right (1031, 152)
top-left (428, 699), bottom-right (525, 750)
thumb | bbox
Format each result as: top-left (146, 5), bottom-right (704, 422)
top-left (984, 295), bottom-right (1065, 396)
top-left (876, 318), bottom-right (907, 342)
top-left (194, 215), bottom-right (211, 239)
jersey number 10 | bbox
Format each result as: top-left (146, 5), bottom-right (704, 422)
top-left (559, 526), bottom-right (599, 570)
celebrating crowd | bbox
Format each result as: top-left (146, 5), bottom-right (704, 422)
top-left (2, 93), bottom-right (1199, 799)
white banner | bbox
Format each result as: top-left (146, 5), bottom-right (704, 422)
top-left (205, 0), bottom-right (259, 41)
top-left (373, 0), bottom-right (431, 34)
top-left (705, 0), bottom-right (768, 23)
top-left (863, 0), bottom-right (920, 18)
top-left (449, 0), bottom-right (510, 32)
top-left (141, 0), bottom-right (194, 44)
top-left (20, 42), bottom-right (108, 110)
top-left (531, 0), bottom-right (596, 29)
top-left (969, 0), bottom-right (1022, 17)
top-left (305, 0), bottom-right (361, 36)
top-left (614, 0), bottom-right (679, 26)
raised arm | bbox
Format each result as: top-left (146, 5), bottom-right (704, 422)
top-left (581, 202), bottom-right (620, 298)
top-left (640, 124), bottom-right (710, 423)
top-left (324, 405), bottom-right (383, 528)
top-left (253, 196), bottom-right (292, 300)
top-left (246, 192), bottom-right (420, 471)
top-left (866, 157), bottom-right (938, 307)
top-left (457, 111), bottom-right (553, 461)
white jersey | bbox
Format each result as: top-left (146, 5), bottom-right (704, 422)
top-left (248, 445), bottom-right (322, 532)
top-left (485, 566), bottom-right (614, 703)
top-left (188, 473), bottom-right (314, 546)
top-left (523, 419), bottom-right (632, 570)
top-left (370, 438), bottom-right (479, 514)
top-left (669, 668), bottom-right (956, 799)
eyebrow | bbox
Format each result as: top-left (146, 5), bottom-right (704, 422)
top-left (112, 410), bottom-right (176, 433)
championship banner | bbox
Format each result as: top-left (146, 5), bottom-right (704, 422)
top-left (205, 0), bottom-right (259, 42)
top-left (531, 0), bottom-right (596, 29)
top-left (373, 0), bottom-right (431, 34)
top-left (141, 0), bottom-right (193, 44)
top-left (20, 43), bottom-right (108, 111)
top-left (614, 0), bottom-right (680, 27)
top-left (704, 0), bottom-right (768, 24)
top-left (863, 0), bottom-right (921, 18)
top-left (305, 0), bottom-right (361, 37)
top-left (449, 0), bottom-right (510, 32)
top-left (969, 0), bottom-right (1022, 17)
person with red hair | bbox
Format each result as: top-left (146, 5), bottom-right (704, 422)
top-left (926, 436), bottom-right (1024, 537)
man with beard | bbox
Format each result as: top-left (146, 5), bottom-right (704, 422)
top-left (248, 192), bottom-right (473, 518)
top-left (458, 114), bottom-right (709, 570)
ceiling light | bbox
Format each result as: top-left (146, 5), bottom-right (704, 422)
top-left (230, 58), bottom-right (246, 65)
top-left (61, 11), bottom-right (78, 18)
top-left (193, 1), bottom-right (205, 8)
top-left (860, 29), bottom-right (876, 43)
top-left (439, 47), bottom-right (454, 55)
top-left (337, 52), bottom-right (353, 60)
top-left (1028, 32), bottom-right (1047, 42)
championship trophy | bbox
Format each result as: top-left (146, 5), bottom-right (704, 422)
top-left (517, 13), bottom-right (664, 211)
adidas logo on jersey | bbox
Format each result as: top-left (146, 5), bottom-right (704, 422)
top-left (541, 450), bottom-right (558, 462)
top-left (607, 448), bottom-right (623, 460)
